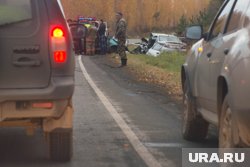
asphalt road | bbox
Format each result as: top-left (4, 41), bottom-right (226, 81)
top-left (0, 55), bottom-right (218, 167)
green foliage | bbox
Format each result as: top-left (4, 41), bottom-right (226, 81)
top-left (129, 52), bottom-right (185, 73)
top-left (189, 9), bottom-right (211, 27)
top-left (176, 0), bottom-right (224, 35)
top-left (176, 15), bottom-right (189, 36)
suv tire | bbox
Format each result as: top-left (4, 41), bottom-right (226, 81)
top-left (219, 95), bottom-right (236, 148)
top-left (182, 80), bottom-right (209, 141)
top-left (49, 128), bottom-right (73, 161)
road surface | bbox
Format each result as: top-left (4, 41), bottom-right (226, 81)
top-left (0, 55), bottom-right (218, 167)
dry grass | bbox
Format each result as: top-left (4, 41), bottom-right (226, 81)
top-left (109, 52), bottom-right (186, 101)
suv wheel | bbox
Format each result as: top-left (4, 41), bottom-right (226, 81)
top-left (219, 95), bottom-right (235, 148)
top-left (182, 81), bottom-right (209, 141)
top-left (49, 128), bottom-right (73, 161)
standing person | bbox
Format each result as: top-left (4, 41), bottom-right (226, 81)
top-left (76, 24), bottom-right (87, 54)
top-left (98, 19), bottom-right (107, 55)
top-left (86, 22), bottom-right (97, 55)
top-left (115, 12), bottom-right (127, 67)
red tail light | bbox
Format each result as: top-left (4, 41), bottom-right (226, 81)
top-left (54, 51), bottom-right (66, 63)
top-left (50, 26), bottom-right (67, 64)
top-left (32, 102), bottom-right (53, 109)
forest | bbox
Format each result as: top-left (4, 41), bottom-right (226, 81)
top-left (61, 0), bottom-right (223, 35)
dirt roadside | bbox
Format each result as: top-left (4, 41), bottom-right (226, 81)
top-left (111, 54), bottom-right (182, 101)
top-left (87, 54), bottom-right (183, 107)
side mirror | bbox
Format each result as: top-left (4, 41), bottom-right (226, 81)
top-left (185, 25), bottom-right (203, 40)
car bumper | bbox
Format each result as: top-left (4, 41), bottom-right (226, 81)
top-left (1, 99), bottom-right (69, 121)
top-left (0, 76), bottom-right (74, 121)
top-left (0, 76), bottom-right (74, 103)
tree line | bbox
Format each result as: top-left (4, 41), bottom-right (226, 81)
top-left (176, 0), bottom-right (224, 35)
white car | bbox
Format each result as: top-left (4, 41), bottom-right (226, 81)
top-left (147, 34), bottom-right (187, 56)
top-left (146, 42), bottom-right (164, 57)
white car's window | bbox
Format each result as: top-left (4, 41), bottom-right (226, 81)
top-left (152, 43), bottom-right (162, 50)
top-left (159, 35), bottom-right (181, 43)
top-left (0, 0), bottom-right (32, 26)
top-left (159, 36), bottom-right (167, 41)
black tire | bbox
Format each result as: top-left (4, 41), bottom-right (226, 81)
top-left (219, 95), bottom-right (237, 148)
top-left (182, 80), bottom-right (209, 141)
top-left (49, 128), bottom-right (73, 161)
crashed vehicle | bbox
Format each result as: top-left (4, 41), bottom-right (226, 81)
top-left (146, 34), bottom-right (186, 56)
top-left (146, 42), bottom-right (164, 57)
top-left (130, 38), bottom-right (149, 54)
top-left (148, 33), bottom-right (186, 50)
top-left (181, 0), bottom-right (250, 147)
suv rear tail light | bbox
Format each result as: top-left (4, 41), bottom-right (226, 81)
top-left (50, 26), bottom-right (67, 64)
top-left (54, 51), bottom-right (66, 63)
top-left (32, 102), bottom-right (53, 109)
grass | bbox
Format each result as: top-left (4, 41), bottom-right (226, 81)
top-left (128, 52), bottom-right (185, 73)
top-left (126, 51), bottom-right (186, 84)
top-left (120, 51), bottom-right (186, 101)
top-left (109, 49), bottom-right (186, 101)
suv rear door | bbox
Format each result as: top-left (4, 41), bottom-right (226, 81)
top-left (0, 0), bottom-right (51, 89)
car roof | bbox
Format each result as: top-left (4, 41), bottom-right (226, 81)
top-left (151, 33), bottom-right (176, 37)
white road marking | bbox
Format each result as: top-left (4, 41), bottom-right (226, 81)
top-left (144, 143), bottom-right (183, 148)
top-left (78, 56), bottom-right (164, 167)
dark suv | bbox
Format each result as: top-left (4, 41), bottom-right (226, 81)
top-left (0, 0), bottom-right (75, 161)
top-left (182, 0), bottom-right (250, 147)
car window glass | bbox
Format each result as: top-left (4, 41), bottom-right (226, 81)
top-left (57, 0), bottom-right (66, 19)
top-left (168, 36), bottom-right (181, 43)
top-left (210, 0), bottom-right (235, 39)
top-left (159, 35), bottom-right (181, 43)
top-left (227, 0), bottom-right (248, 32)
top-left (152, 43), bottom-right (162, 50)
top-left (0, 0), bottom-right (32, 26)
top-left (243, 2), bottom-right (250, 26)
top-left (159, 36), bottom-right (167, 41)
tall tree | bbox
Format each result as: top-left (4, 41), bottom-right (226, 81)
top-left (207, 0), bottom-right (224, 18)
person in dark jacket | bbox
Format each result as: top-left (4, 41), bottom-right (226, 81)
top-left (98, 19), bottom-right (107, 55)
top-left (115, 12), bottom-right (127, 67)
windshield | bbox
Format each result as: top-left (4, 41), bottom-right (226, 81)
top-left (159, 35), bottom-right (181, 43)
top-left (0, 0), bottom-right (32, 26)
top-left (152, 43), bottom-right (162, 50)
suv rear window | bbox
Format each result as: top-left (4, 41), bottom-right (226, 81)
top-left (0, 0), bottom-right (39, 37)
top-left (0, 0), bottom-right (32, 26)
